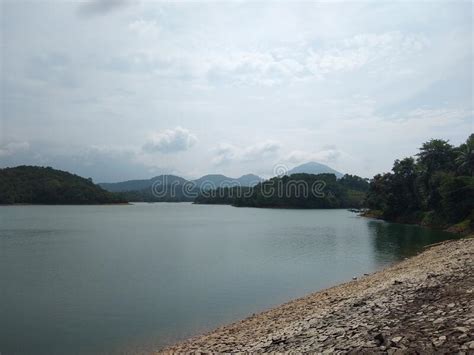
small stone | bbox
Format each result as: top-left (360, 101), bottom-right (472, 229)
top-left (390, 336), bottom-right (403, 345)
top-left (433, 318), bottom-right (444, 324)
top-left (432, 337), bottom-right (446, 348)
top-left (447, 303), bottom-right (455, 308)
top-left (468, 341), bottom-right (474, 350)
top-left (454, 326), bottom-right (469, 333)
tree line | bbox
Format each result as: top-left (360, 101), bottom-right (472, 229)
top-left (365, 134), bottom-right (473, 229)
top-left (0, 166), bottom-right (126, 204)
top-left (195, 173), bottom-right (369, 208)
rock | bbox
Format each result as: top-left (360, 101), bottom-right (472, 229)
top-left (433, 318), bottom-right (444, 324)
top-left (447, 303), bottom-right (455, 308)
top-left (467, 341), bottom-right (474, 350)
top-left (390, 336), bottom-right (403, 346)
top-left (374, 333), bottom-right (385, 346)
top-left (432, 336), bottom-right (446, 348)
top-left (454, 326), bottom-right (469, 333)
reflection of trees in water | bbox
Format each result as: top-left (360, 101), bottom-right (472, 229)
top-left (367, 220), bottom-right (459, 266)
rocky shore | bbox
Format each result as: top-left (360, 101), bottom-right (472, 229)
top-left (161, 237), bottom-right (474, 353)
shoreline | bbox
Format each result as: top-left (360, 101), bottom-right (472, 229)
top-left (161, 236), bottom-right (474, 353)
top-left (360, 210), bottom-right (473, 236)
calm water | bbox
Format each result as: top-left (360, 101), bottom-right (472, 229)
top-left (0, 203), bottom-right (458, 354)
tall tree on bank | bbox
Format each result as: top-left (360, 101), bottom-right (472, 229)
top-left (366, 135), bottom-right (474, 228)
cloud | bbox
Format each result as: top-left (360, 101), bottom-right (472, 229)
top-left (26, 53), bottom-right (78, 88)
top-left (0, 141), bottom-right (30, 157)
top-left (305, 32), bottom-right (429, 76)
top-left (78, 0), bottom-right (135, 16)
top-left (110, 31), bottom-right (429, 87)
top-left (213, 140), bottom-right (280, 165)
top-left (284, 147), bottom-right (343, 165)
top-left (143, 127), bottom-right (198, 154)
top-left (397, 108), bottom-right (473, 126)
top-left (0, 142), bottom-right (160, 182)
top-left (128, 19), bottom-right (161, 37)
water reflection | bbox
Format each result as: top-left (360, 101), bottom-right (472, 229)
top-left (367, 219), bottom-right (459, 266)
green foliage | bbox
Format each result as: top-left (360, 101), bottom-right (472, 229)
top-left (455, 133), bottom-right (474, 176)
top-left (366, 134), bottom-right (474, 227)
top-left (0, 166), bottom-right (127, 204)
top-left (195, 173), bottom-right (369, 208)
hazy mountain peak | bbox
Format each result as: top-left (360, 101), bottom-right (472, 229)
top-left (287, 162), bottom-right (343, 178)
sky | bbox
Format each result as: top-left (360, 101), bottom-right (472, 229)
top-left (0, 0), bottom-right (473, 182)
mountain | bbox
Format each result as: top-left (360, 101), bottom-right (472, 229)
top-left (236, 174), bottom-right (262, 187)
top-left (100, 173), bottom-right (263, 193)
top-left (288, 162), bottom-right (343, 178)
top-left (195, 173), bottom-right (369, 208)
top-left (192, 174), bottom-right (262, 190)
top-left (99, 175), bottom-right (187, 192)
top-left (0, 166), bottom-right (127, 204)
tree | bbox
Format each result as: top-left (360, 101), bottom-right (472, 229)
top-left (416, 139), bottom-right (455, 174)
top-left (455, 134), bottom-right (474, 176)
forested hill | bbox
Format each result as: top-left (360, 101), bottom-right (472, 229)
top-left (365, 134), bottom-right (474, 233)
top-left (195, 173), bottom-right (369, 208)
top-left (0, 166), bottom-right (127, 204)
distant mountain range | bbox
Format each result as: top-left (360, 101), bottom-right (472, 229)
top-left (100, 173), bottom-right (263, 193)
top-left (99, 175), bottom-right (189, 193)
top-left (0, 162), bottom-right (346, 204)
top-left (99, 162), bottom-right (344, 193)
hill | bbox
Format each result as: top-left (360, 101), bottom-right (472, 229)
top-left (99, 175), bottom-right (187, 193)
top-left (99, 173), bottom-right (263, 201)
top-left (0, 166), bottom-right (127, 204)
top-left (195, 173), bottom-right (368, 208)
top-left (288, 162), bottom-right (343, 178)
top-left (193, 174), bottom-right (262, 190)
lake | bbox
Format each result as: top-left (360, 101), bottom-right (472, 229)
top-left (0, 203), bottom-right (459, 354)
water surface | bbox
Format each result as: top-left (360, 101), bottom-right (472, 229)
top-left (0, 203), bottom-right (458, 354)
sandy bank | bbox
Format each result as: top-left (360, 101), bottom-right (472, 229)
top-left (161, 237), bottom-right (474, 353)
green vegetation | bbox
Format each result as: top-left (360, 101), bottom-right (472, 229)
top-left (0, 166), bottom-right (127, 204)
top-left (195, 173), bottom-right (369, 208)
top-left (365, 134), bottom-right (474, 231)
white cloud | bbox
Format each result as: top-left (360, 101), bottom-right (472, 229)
top-left (143, 127), bottom-right (198, 154)
top-left (284, 147), bottom-right (343, 166)
top-left (213, 140), bottom-right (281, 165)
top-left (398, 108), bottom-right (473, 126)
top-left (128, 19), bottom-right (161, 37)
top-left (0, 141), bottom-right (30, 157)
top-left (306, 32), bottom-right (429, 76)
top-left (2, 1), bottom-right (472, 181)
